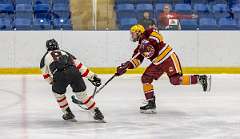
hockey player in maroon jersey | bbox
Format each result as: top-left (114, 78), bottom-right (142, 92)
top-left (115, 24), bottom-right (211, 114)
top-left (40, 39), bottom-right (104, 121)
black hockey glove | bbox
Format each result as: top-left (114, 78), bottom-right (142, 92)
top-left (89, 75), bottom-right (101, 87)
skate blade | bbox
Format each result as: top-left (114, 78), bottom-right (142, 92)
top-left (65, 118), bottom-right (77, 122)
top-left (140, 109), bottom-right (157, 114)
top-left (206, 75), bottom-right (212, 92)
top-left (94, 119), bottom-right (107, 123)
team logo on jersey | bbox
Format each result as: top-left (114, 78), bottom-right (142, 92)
top-left (140, 40), bottom-right (155, 58)
top-left (169, 67), bottom-right (174, 73)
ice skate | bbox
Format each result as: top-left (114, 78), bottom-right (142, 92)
top-left (92, 107), bottom-right (106, 123)
top-left (199, 75), bottom-right (211, 92)
top-left (140, 97), bottom-right (156, 114)
top-left (62, 108), bottom-right (77, 122)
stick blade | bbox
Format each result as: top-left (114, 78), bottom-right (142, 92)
top-left (71, 95), bottom-right (83, 104)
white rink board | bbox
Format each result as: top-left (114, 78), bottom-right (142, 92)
top-left (0, 74), bottom-right (240, 139)
top-left (0, 31), bottom-right (240, 68)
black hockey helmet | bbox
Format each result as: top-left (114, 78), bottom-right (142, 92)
top-left (46, 39), bottom-right (59, 51)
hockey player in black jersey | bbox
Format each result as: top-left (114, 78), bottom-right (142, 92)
top-left (40, 39), bottom-right (104, 121)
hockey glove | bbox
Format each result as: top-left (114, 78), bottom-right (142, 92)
top-left (115, 61), bottom-right (131, 76)
top-left (89, 75), bottom-right (101, 87)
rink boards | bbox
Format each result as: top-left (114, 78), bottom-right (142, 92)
top-left (0, 31), bottom-right (240, 75)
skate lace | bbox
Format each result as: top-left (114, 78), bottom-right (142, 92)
top-left (199, 77), bottom-right (206, 85)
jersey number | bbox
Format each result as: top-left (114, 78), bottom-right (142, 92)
top-left (50, 51), bottom-right (62, 61)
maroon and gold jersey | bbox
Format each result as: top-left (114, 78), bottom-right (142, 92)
top-left (129, 28), bottom-right (174, 69)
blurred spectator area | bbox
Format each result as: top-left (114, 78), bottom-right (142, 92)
top-left (0, 0), bottom-right (118, 30)
top-left (1, 0), bottom-right (240, 30)
top-left (0, 0), bottom-right (73, 30)
top-left (115, 0), bottom-right (240, 30)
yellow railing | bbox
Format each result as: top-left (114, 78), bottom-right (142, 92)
top-left (0, 67), bottom-right (240, 74)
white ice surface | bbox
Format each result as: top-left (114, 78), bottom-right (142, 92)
top-left (0, 74), bottom-right (240, 139)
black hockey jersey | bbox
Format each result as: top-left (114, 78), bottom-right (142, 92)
top-left (40, 50), bottom-right (94, 84)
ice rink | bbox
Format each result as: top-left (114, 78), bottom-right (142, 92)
top-left (0, 74), bottom-right (240, 139)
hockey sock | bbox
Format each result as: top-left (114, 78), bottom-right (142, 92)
top-left (75, 91), bottom-right (96, 110)
top-left (181, 75), bottom-right (198, 85)
top-left (54, 93), bottom-right (69, 113)
top-left (143, 83), bottom-right (154, 100)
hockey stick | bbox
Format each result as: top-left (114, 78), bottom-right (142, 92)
top-left (92, 86), bottom-right (98, 98)
top-left (71, 74), bottom-right (117, 108)
top-left (71, 95), bottom-right (89, 110)
top-left (71, 86), bottom-right (97, 106)
top-left (93, 74), bottom-right (116, 96)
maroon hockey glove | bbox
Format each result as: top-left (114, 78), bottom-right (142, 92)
top-left (115, 61), bottom-right (131, 76)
